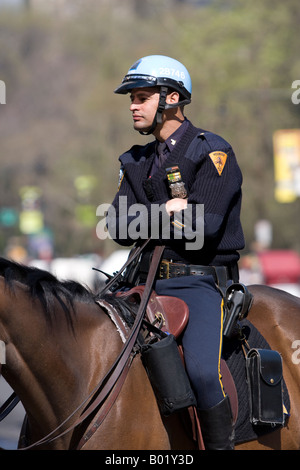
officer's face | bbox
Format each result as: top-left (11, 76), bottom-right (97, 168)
top-left (129, 87), bottom-right (160, 133)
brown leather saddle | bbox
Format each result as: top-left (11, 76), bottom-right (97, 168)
top-left (97, 285), bottom-right (189, 342)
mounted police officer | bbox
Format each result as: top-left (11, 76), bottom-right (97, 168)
top-left (108, 55), bottom-right (245, 450)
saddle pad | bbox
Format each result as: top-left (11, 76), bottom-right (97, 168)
top-left (223, 319), bottom-right (290, 445)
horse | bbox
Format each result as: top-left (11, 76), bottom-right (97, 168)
top-left (0, 256), bottom-right (300, 450)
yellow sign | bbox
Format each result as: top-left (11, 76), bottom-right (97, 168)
top-left (273, 129), bottom-right (300, 203)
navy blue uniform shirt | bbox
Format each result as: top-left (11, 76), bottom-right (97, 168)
top-left (108, 119), bottom-right (245, 267)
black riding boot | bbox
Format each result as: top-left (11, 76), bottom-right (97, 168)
top-left (198, 395), bottom-right (235, 450)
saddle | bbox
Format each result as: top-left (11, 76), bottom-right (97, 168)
top-left (97, 286), bottom-right (189, 342)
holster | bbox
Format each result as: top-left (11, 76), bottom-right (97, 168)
top-left (223, 283), bottom-right (253, 340)
top-left (246, 348), bottom-right (284, 426)
top-left (141, 334), bottom-right (196, 416)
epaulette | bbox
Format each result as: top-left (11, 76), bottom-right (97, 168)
top-left (194, 131), bottom-right (232, 176)
top-left (197, 131), bottom-right (231, 153)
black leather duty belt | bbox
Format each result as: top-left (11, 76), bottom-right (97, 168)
top-left (158, 259), bottom-right (235, 286)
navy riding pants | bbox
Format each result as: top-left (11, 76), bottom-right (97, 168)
top-left (154, 274), bottom-right (226, 410)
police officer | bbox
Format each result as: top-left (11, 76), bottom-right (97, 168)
top-left (108, 55), bottom-right (245, 450)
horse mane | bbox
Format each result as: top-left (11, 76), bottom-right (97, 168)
top-left (0, 257), bottom-right (96, 328)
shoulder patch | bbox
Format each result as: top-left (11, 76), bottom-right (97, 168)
top-left (209, 151), bottom-right (227, 175)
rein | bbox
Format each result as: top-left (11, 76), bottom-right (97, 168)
top-left (18, 240), bottom-right (164, 450)
top-left (0, 343), bottom-right (21, 423)
top-left (0, 392), bottom-right (20, 423)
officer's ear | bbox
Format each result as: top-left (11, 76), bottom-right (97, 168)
top-left (166, 91), bottom-right (180, 105)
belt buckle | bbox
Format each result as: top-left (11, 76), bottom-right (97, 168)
top-left (160, 260), bottom-right (170, 279)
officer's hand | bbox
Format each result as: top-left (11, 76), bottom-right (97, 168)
top-left (165, 198), bottom-right (188, 216)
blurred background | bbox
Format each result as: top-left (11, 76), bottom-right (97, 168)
top-left (0, 0), bottom-right (300, 290)
top-left (0, 0), bottom-right (300, 449)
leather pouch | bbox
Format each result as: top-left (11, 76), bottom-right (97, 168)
top-left (141, 334), bottom-right (196, 416)
top-left (246, 348), bottom-right (284, 426)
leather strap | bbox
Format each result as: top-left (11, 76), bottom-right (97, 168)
top-left (77, 354), bottom-right (133, 449)
top-left (0, 391), bottom-right (20, 422)
top-left (0, 356), bottom-right (21, 423)
top-left (98, 238), bottom-right (151, 296)
top-left (76, 244), bottom-right (165, 448)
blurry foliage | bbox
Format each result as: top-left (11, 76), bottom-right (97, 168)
top-left (0, 0), bottom-right (300, 257)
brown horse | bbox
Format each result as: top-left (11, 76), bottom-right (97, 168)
top-left (0, 257), bottom-right (300, 450)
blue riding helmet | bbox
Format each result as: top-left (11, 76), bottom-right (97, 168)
top-left (114, 55), bottom-right (192, 135)
top-left (114, 55), bottom-right (192, 102)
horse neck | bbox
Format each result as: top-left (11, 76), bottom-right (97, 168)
top-left (0, 279), bottom-right (112, 448)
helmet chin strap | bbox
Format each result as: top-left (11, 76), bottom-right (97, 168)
top-left (139, 86), bottom-right (168, 136)
top-left (139, 86), bottom-right (191, 136)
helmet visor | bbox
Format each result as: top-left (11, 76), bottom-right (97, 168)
top-left (114, 74), bottom-right (157, 94)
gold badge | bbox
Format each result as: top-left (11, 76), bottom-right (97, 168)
top-left (166, 165), bottom-right (187, 198)
top-left (209, 151), bottom-right (227, 175)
